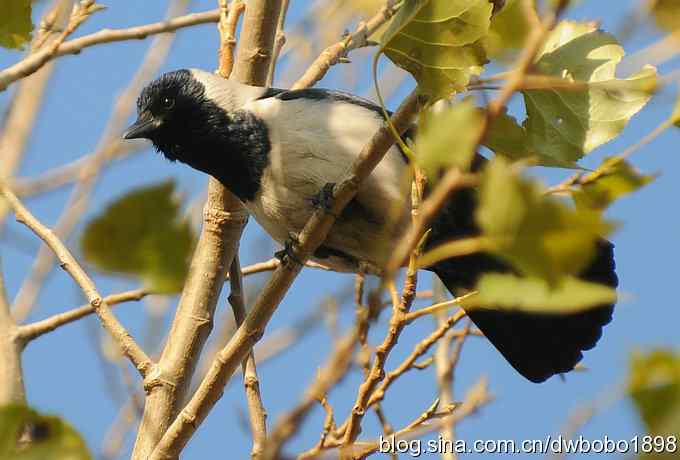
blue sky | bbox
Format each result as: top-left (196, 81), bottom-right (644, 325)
top-left (1, 1), bottom-right (678, 458)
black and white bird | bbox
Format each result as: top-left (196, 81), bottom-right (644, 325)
top-left (124, 69), bottom-right (618, 383)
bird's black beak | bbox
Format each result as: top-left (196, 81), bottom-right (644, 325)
top-left (123, 113), bottom-right (161, 140)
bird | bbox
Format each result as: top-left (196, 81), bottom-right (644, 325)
top-left (124, 68), bottom-right (618, 383)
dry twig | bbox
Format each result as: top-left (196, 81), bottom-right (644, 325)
top-left (0, 184), bottom-right (152, 377)
top-left (229, 256), bottom-right (268, 459)
top-left (291, 0), bottom-right (400, 90)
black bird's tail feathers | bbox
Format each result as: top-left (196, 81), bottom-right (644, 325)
top-left (424, 163), bottom-right (618, 383)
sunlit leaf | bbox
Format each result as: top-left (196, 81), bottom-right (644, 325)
top-left (573, 157), bottom-right (656, 209)
top-left (0, 0), bottom-right (33, 49)
top-left (0, 405), bottom-right (91, 460)
top-left (415, 99), bottom-right (483, 179)
top-left (477, 157), bottom-right (613, 282)
top-left (629, 350), bottom-right (680, 447)
top-left (483, 109), bottom-right (546, 162)
top-left (486, 0), bottom-right (530, 58)
top-left (81, 181), bottom-right (195, 293)
top-left (462, 273), bottom-right (617, 313)
top-left (381, 0), bottom-right (492, 100)
top-left (649, 0), bottom-right (680, 32)
top-left (522, 21), bottom-right (657, 165)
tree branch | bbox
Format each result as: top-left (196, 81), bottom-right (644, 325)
top-left (0, 183), bottom-right (153, 378)
top-left (133, 0), bottom-right (282, 456)
top-left (290, 0), bottom-right (400, 90)
top-left (0, 257), bottom-right (25, 404)
top-left (0, 1), bottom-right (104, 92)
top-left (17, 288), bottom-right (149, 344)
top-left (228, 256), bottom-right (267, 460)
top-left (11, 0), bottom-right (185, 323)
top-left (55, 9), bottom-right (221, 59)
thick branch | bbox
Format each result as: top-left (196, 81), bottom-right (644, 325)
top-left (0, 258), bottom-right (25, 404)
top-left (0, 184), bottom-right (152, 377)
top-left (133, 0), bottom-right (282, 456)
top-left (231, 0), bottom-right (284, 84)
top-left (131, 181), bottom-right (248, 460)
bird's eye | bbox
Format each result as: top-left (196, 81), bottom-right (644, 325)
top-left (161, 96), bottom-right (175, 109)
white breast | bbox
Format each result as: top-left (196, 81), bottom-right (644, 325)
top-left (242, 95), bottom-right (411, 270)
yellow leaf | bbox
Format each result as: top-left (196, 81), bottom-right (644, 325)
top-left (0, 0), bottom-right (32, 49)
top-left (461, 273), bottom-right (617, 313)
top-left (522, 21), bottom-right (657, 164)
top-left (477, 157), bottom-right (614, 282)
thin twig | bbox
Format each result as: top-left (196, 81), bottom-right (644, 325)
top-left (218, 0), bottom-right (245, 78)
top-left (11, 0), bottom-right (187, 322)
top-left (229, 256), bottom-right (268, 460)
top-left (263, 329), bottom-right (358, 460)
top-left (17, 288), bottom-right (150, 344)
top-left (56, 9), bottom-right (221, 59)
top-left (351, 379), bottom-right (490, 458)
top-left (0, 183), bottom-right (153, 377)
top-left (291, 0), bottom-right (400, 90)
top-left (0, 1), bottom-right (104, 92)
top-left (266, 0), bottom-right (290, 85)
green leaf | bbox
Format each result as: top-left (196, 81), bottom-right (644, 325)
top-left (483, 109), bottom-right (549, 163)
top-left (629, 350), bottom-right (680, 444)
top-left (477, 157), bottom-right (613, 282)
top-left (415, 99), bottom-right (483, 179)
top-left (462, 273), bottom-right (617, 313)
top-left (0, 0), bottom-right (33, 49)
top-left (381, 0), bottom-right (493, 100)
top-left (573, 157), bottom-right (656, 210)
top-left (649, 0), bottom-right (680, 32)
top-left (485, 0), bottom-right (530, 58)
top-left (0, 405), bottom-right (91, 460)
top-left (522, 21), bottom-right (657, 165)
top-left (81, 181), bottom-right (195, 293)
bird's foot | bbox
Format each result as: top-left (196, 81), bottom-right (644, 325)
top-left (275, 232), bottom-right (304, 266)
top-left (312, 182), bottom-right (337, 217)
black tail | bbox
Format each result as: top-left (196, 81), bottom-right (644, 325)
top-left (424, 168), bottom-right (618, 383)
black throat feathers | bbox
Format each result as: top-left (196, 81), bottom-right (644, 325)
top-left (147, 70), bottom-right (271, 202)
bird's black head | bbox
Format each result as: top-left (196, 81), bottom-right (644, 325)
top-left (124, 69), bottom-right (272, 202)
top-left (124, 69), bottom-right (211, 162)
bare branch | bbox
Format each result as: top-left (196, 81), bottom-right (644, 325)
top-left (56, 9), bottom-right (221, 59)
top-left (0, 1), bottom-right (104, 92)
top-left (266, 0), bottom-right (290, 85)
top-left (17, 288), bottom-right (150, 344)
top-left (291, 0), bottom-right (400, 90)
top-left (218, 1), bottom-right (245, 78)
top-left (0, 183), bottom-right (153, 377)
top-left (350, 379), bottom-right (491, 458)
top-left (264, 329), bottom-right (358, 460)
top-left (0, 257), bottom-right (25, 404)
top-left (231, 0), bottom-right (285, 85)
top-left (228, 256), bottom-right (267, 459)
top-left (11, 0), bottom-right (184, 323)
